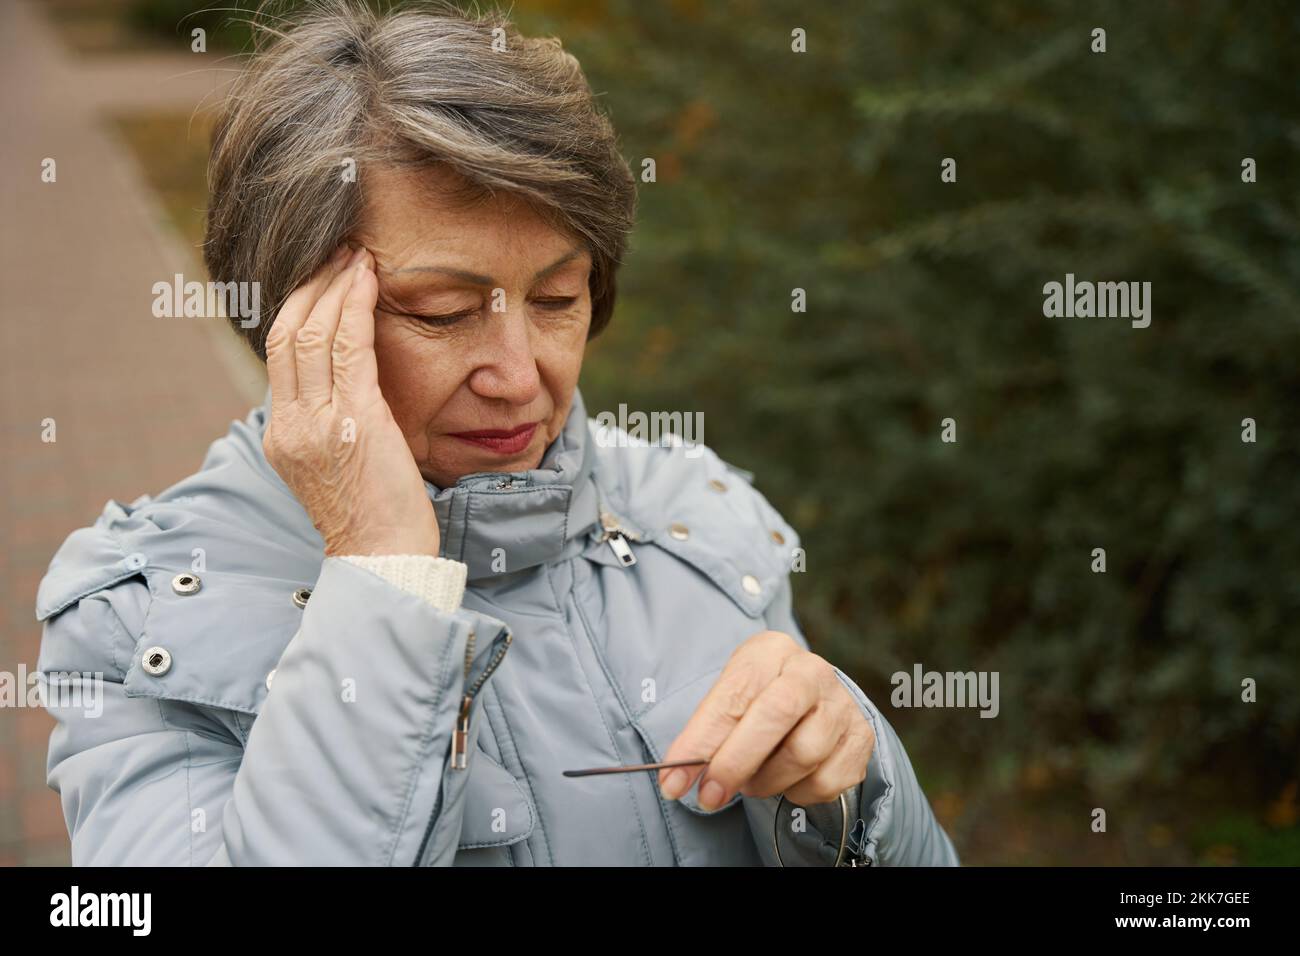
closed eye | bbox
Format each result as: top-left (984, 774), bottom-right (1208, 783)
top-left (377, 307), bottom-right (475, 327)
top-left (411, 309), bottom-right (476, 326)
top-left (531, 296), bottom-right (579, 310)
top-left (377, 295), bottom-right (579, 326)
top-left (375, 291), bottom-right (476, 327)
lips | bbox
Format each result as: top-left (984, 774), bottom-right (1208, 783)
top-left (448, 422), bottom-right (540, 456)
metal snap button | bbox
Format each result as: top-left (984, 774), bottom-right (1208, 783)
top-left (708, 479), bottom-right (728, 493)
top-left (292, 587), bottom-right (312, 609)
top-left (171, 573), bottom-right (201, 595)
top-left (265, 669), bottom-right (276, 691)
top-left (770, 530), bottom-right (786, 545)
top-left (669, 522), bottom-right (690, 541)
top-left (141, 646), bottom-right (172, 677)
top-left (741, 574), bottom-right (762, 596)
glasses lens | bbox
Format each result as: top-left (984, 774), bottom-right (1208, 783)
top-left (773, 795), bottom-right (845, 866)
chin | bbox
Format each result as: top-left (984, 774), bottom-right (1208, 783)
top-left (423, 444), bottom-right (546, 488)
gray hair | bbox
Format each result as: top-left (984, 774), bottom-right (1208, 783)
top-left (203, 0), bottom-right (637, 358)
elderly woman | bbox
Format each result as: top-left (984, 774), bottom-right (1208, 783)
top-left (37, 1), bottom-right (957, 867)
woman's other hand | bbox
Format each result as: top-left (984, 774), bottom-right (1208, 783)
top-left (262, 244), bottom-right (441, 557)
top-left (657, 631), bottom-right (876, 811)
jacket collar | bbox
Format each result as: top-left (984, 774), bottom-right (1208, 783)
top-left (425, 389), bottom-right (601, 581)
top-left (250, 387), bottom-right (602, 583)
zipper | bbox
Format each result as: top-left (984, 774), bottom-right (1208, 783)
top-left (597, 509), bottom-right (642, 569)
top-left (415, 624), bottom-right (513, 865)
top-left (450, 628), bottom-right (513, 771)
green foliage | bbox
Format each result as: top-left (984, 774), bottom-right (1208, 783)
top-left (1194, 812), bottom-right (1300, 866)
top-left (127, 0), bottom-right (258, 47)
top-left (125, 0), bottom-right (390, 50)
top-left (534, 0), bottom-right (1300, 804)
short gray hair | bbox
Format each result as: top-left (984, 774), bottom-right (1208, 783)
top-left (203, 0), bottom-right (637, 358)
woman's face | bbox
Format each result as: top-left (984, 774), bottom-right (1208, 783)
top-left (355, 165), bottom-right (593, 489)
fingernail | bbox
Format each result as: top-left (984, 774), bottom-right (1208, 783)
top-left (698, 779), bottom-right (726, 811)
top-left (660, 768), bottom-right (688, 800)
top-left (348, 245), bottom-right (366, 267)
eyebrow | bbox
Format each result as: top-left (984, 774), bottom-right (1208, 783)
top-left (386, 246), bottom-right (587, 286)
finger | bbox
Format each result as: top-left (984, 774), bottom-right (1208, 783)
top-left (696, 661), bottom-right (820, 809)
top-left (296, 246), bottom-right (365, 406)
top-left (331, 251), bottom-right (380, 402)
top-left (741, 698), bottom-right (847, 799)
top-left (266, 243), bottom-right (352, 407)
top-left (657, 655), bottom-right (782, 799)
top-left (783, 721), bottom-right (874, 808)
top-left (657, 633), bottom-right (799, 799)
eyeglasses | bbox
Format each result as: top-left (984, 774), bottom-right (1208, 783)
top-left (772, 788), bottom-right (871, 867)
top-left (564, 759), bottom-right (870, 867)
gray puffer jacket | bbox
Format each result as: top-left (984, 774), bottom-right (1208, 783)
top-left (36, 389), bottom-right (959, 866)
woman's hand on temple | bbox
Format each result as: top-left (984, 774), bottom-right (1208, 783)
top-left (658, 630), bottom-right (875, 811)
top-left (262, 243), bottom-right (441, 557)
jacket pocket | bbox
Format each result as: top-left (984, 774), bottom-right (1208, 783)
top-left (629, 669), bottom-right (743, 816)
top-left (456, 748), bottom-right (535, 849)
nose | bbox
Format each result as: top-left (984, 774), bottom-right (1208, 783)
top-left (467, 308), bottom-right (542, 406)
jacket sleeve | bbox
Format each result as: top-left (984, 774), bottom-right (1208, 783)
top-left (763, 576), bottom-right (960, 866)
top-left (40, 556), bottom-right (510, 866)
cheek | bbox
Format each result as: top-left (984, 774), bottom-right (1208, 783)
top-left (536, 326), bottom-right (587, 382)
top-left (534, 320), bottom-right (589, 442)
top-left (534, 311), bottom-right (591, 381)
top-left (373, 323), bottom-right (469, 433)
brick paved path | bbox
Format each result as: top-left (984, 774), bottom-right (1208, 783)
top-left (0, 0), bottom-right (264, 864)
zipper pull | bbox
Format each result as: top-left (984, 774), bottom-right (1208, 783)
top-left (606, 532), bottom-right (637, 568)
top-left (451, 694), bottom-right (472, 770)
top-left (599, 511), bottom-right (638, 568)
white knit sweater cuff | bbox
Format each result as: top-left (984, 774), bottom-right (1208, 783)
top-left (338, 554), bottom-right (468, 614)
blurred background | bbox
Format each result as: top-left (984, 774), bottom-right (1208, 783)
top-left (1, 0), bottom-right (1297, 865)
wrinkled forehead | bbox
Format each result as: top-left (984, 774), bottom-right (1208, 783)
top-left (355, 164), bottom-right (588, 278)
